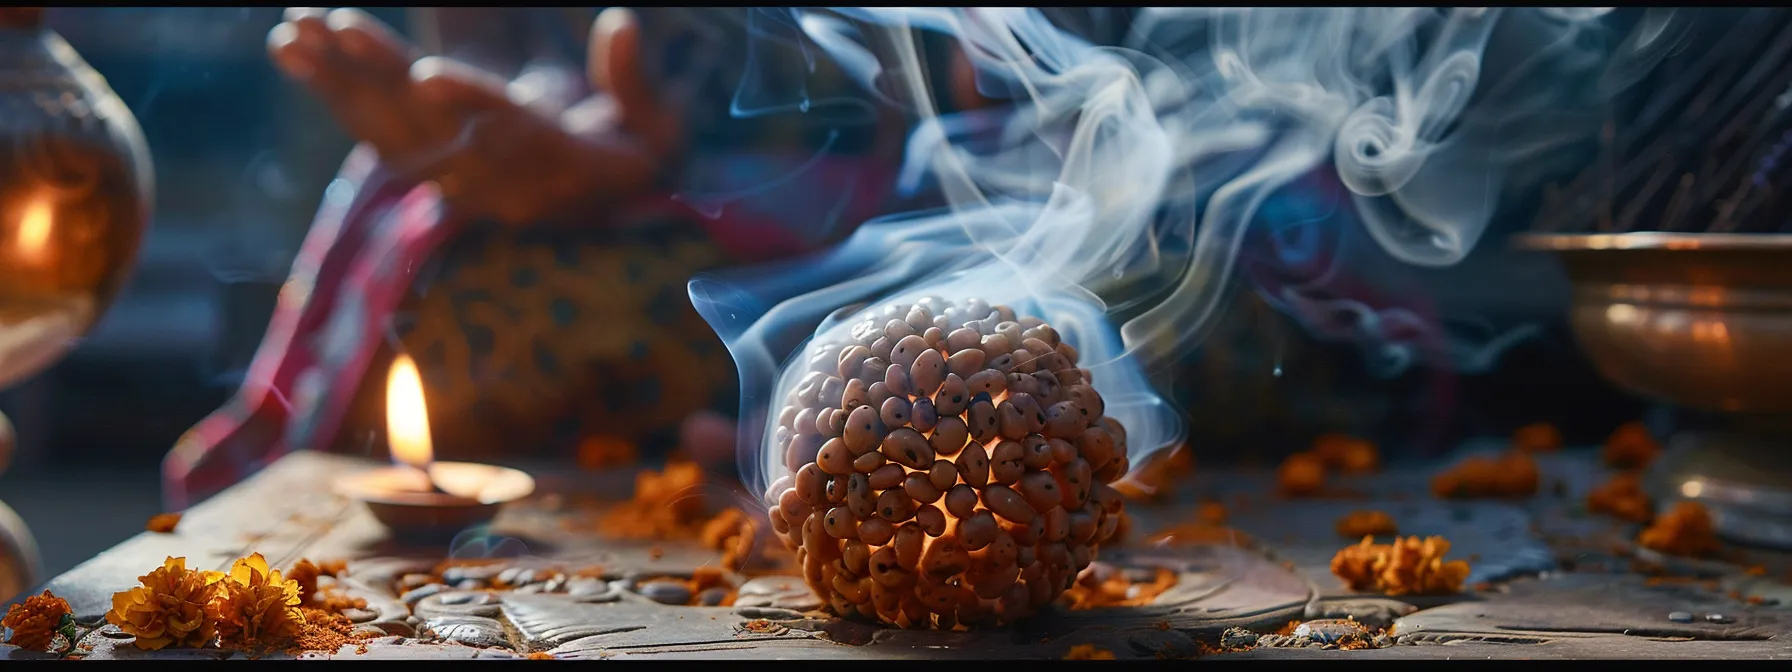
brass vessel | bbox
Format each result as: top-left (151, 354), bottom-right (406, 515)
top-left (0, 7), bottom-right (154, 599)
top-left (1515, 233), bottom-right (1792, 548)
top-left (0, 8), bottom-right (153, 386)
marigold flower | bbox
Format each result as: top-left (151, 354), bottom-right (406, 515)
top-left (599, 461), bottom-right (709, 540)
top-left (1603, 421), bottom-right (1661, 470)
top-left (576, 435), bottom-right (638, 471)
top-left (145, 513), bottom-right (182, 534)
top-left (1637, 501), bottom-right (1721, 558)
top-left (1330, 535), bottom-right (1470, 596)
top-left (105, 556), bottom-right (225, 650)
top-left (1064, 644), bottom-right (1117, 660)
top-left (1313, 434), bottom-right (1379, 474)
top-left (1062, 566), bottom-right (1178, 610)
top-left (287, 559), bottom-right (322, 605)
top-left (1431, 451), bottom-right (1538, 500)
top-left (1586, 472), bottom-right (1653, 524)
top-left (1277, 452), bottom-right (1327, 497)
top-left (1197, 501), bottom-right (1228, 527)
top-left (700, 507), bottom-right (757, 572)
top-left (215, 553), bottom-right (306, 650)
top-left (1512, 422), bottom-right (1562, 453)
top-left (3, 590), bottom-right (72, 652)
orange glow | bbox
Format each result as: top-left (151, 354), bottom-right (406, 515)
top-left (385, 353), bottom-right (434, 469)
top-left (15, 194), bottom-right (52, 263)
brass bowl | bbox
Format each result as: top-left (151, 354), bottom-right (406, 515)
top-left (1513, 233), bottom-right (1792, 413)
top-left (1516, 232), bottom-right (1792, 548)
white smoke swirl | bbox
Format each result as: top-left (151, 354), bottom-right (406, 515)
top-left (693, 7), bottom-right (1655, 492)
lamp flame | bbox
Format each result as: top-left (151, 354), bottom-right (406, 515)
top-left (385, 353), bottom-right (434, 470)
top-left (16, 193), bottom-right (52, 264)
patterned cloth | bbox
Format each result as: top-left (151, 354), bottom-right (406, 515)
top-left (161, 144), bottom-right (895, 509)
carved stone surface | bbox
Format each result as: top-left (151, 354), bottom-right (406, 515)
top-left (505, 598), bottom-right (821, 654)
top-left (4, 448), bottom-right (1791, 660)
top-left (1392, 573), bottom-right (1792, 644)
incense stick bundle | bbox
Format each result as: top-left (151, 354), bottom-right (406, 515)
top-left (1532, 8), bottom-right (1792, 235)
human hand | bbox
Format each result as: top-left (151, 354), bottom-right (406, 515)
top-left (267, 7), bottom-right (681, 226)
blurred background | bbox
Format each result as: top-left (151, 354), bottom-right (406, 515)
top-left (0, 7), bottom-right (1663, 582)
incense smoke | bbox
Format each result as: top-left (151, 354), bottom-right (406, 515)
top-left (689, 7), bottom-right (1675, 495)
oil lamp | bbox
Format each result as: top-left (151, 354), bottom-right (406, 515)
top-left (0, 6), bottom-right (154, 598)
top-left (334, 353), bottom-right (535, 541)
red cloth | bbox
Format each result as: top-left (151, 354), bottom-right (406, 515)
top-left (160, 145), bottom-right (847, 509)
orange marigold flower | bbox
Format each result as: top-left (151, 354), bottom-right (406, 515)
top-left (1197, 501), bottom-right (1228, 527)
top-left (3, 590), bottom-right (72, 652)
top-left (1064, 644), bottom-right (1117, 660)
top-left (1603, 421), bottom-right (1661, 470)
top-left (700, 507), bottom-right (758, 572)
top-left (1313, 434), bottom-right (1379, 474)
top-left (105, 556), bottom-right (226, 650)
top-left (1512, 422), bottom-right (1563, 453)
top-left (215, 553), bottom-right (306, 650)
top-left (599, 461), bottom-right (709, 540)
top-left (1277, 452), bottom-right (1327, 497)
top-left (145, 513), bottom-right (182, 534)
top-left (576, 435), bottom-right (638, 471)
top-left (1062, 566), bottom-right (1178, 610)
top-left (1637, 501), bottom-right (1721, 558)
top-left (1330, 535), bottom-right (1470, 596)
top-left (1586, 472), bottom-right (1653, 524)
top-left (1431, 451), bottom-right (1538, 500)
top-left (287, 559), bottom-right (322, 605)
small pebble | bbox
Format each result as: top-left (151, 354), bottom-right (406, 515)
top-left (698, 587), bottom-right (732, 606)
top-left (456, 579), bottom-right (483, 590)
top-left (436, 592), bottom-right (483, 606)
top-left (1705, 613), bottom-right (1734, 624)
top-left (1219, 627), bottom-right (1259, 649)
top-left (1292, 619), bottom-right (1371, 645)
top-left (640, 581), bottom-right (694, 605)
top-left (401, 584), bottom-right (451, 605)
top-left (1668, 611), bottom-right (1693, 623)
top-left (399, 573), bottom-right (434, 590)
top-left (340, 608), bottom-right (377, 623)
top-left (564, 578), bottom-right (605, 595)
top-left (442, 565), bottom-right (505, 584)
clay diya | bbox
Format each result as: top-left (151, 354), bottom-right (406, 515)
top-left (334, 353), bottom-right (534, 541)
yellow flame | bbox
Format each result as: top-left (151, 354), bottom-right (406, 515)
top-left (385, 353), bottom-right (434, 469)
top-left (16, 195), bottom-right (52, 263)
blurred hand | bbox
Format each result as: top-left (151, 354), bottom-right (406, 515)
top-left (267, 7), bottom-right (681, 226)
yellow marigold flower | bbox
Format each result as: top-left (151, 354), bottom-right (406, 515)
top-left (287, 559), bottom-right (321, 605)
top-left (215, 553), bottom-right (305, 650)
top-left (3, 590), bottom-right (73, 652)
top-left (105, 556), bottom-right (225, 650)
top-left (1064, 644), bottom-right (1117, 660)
